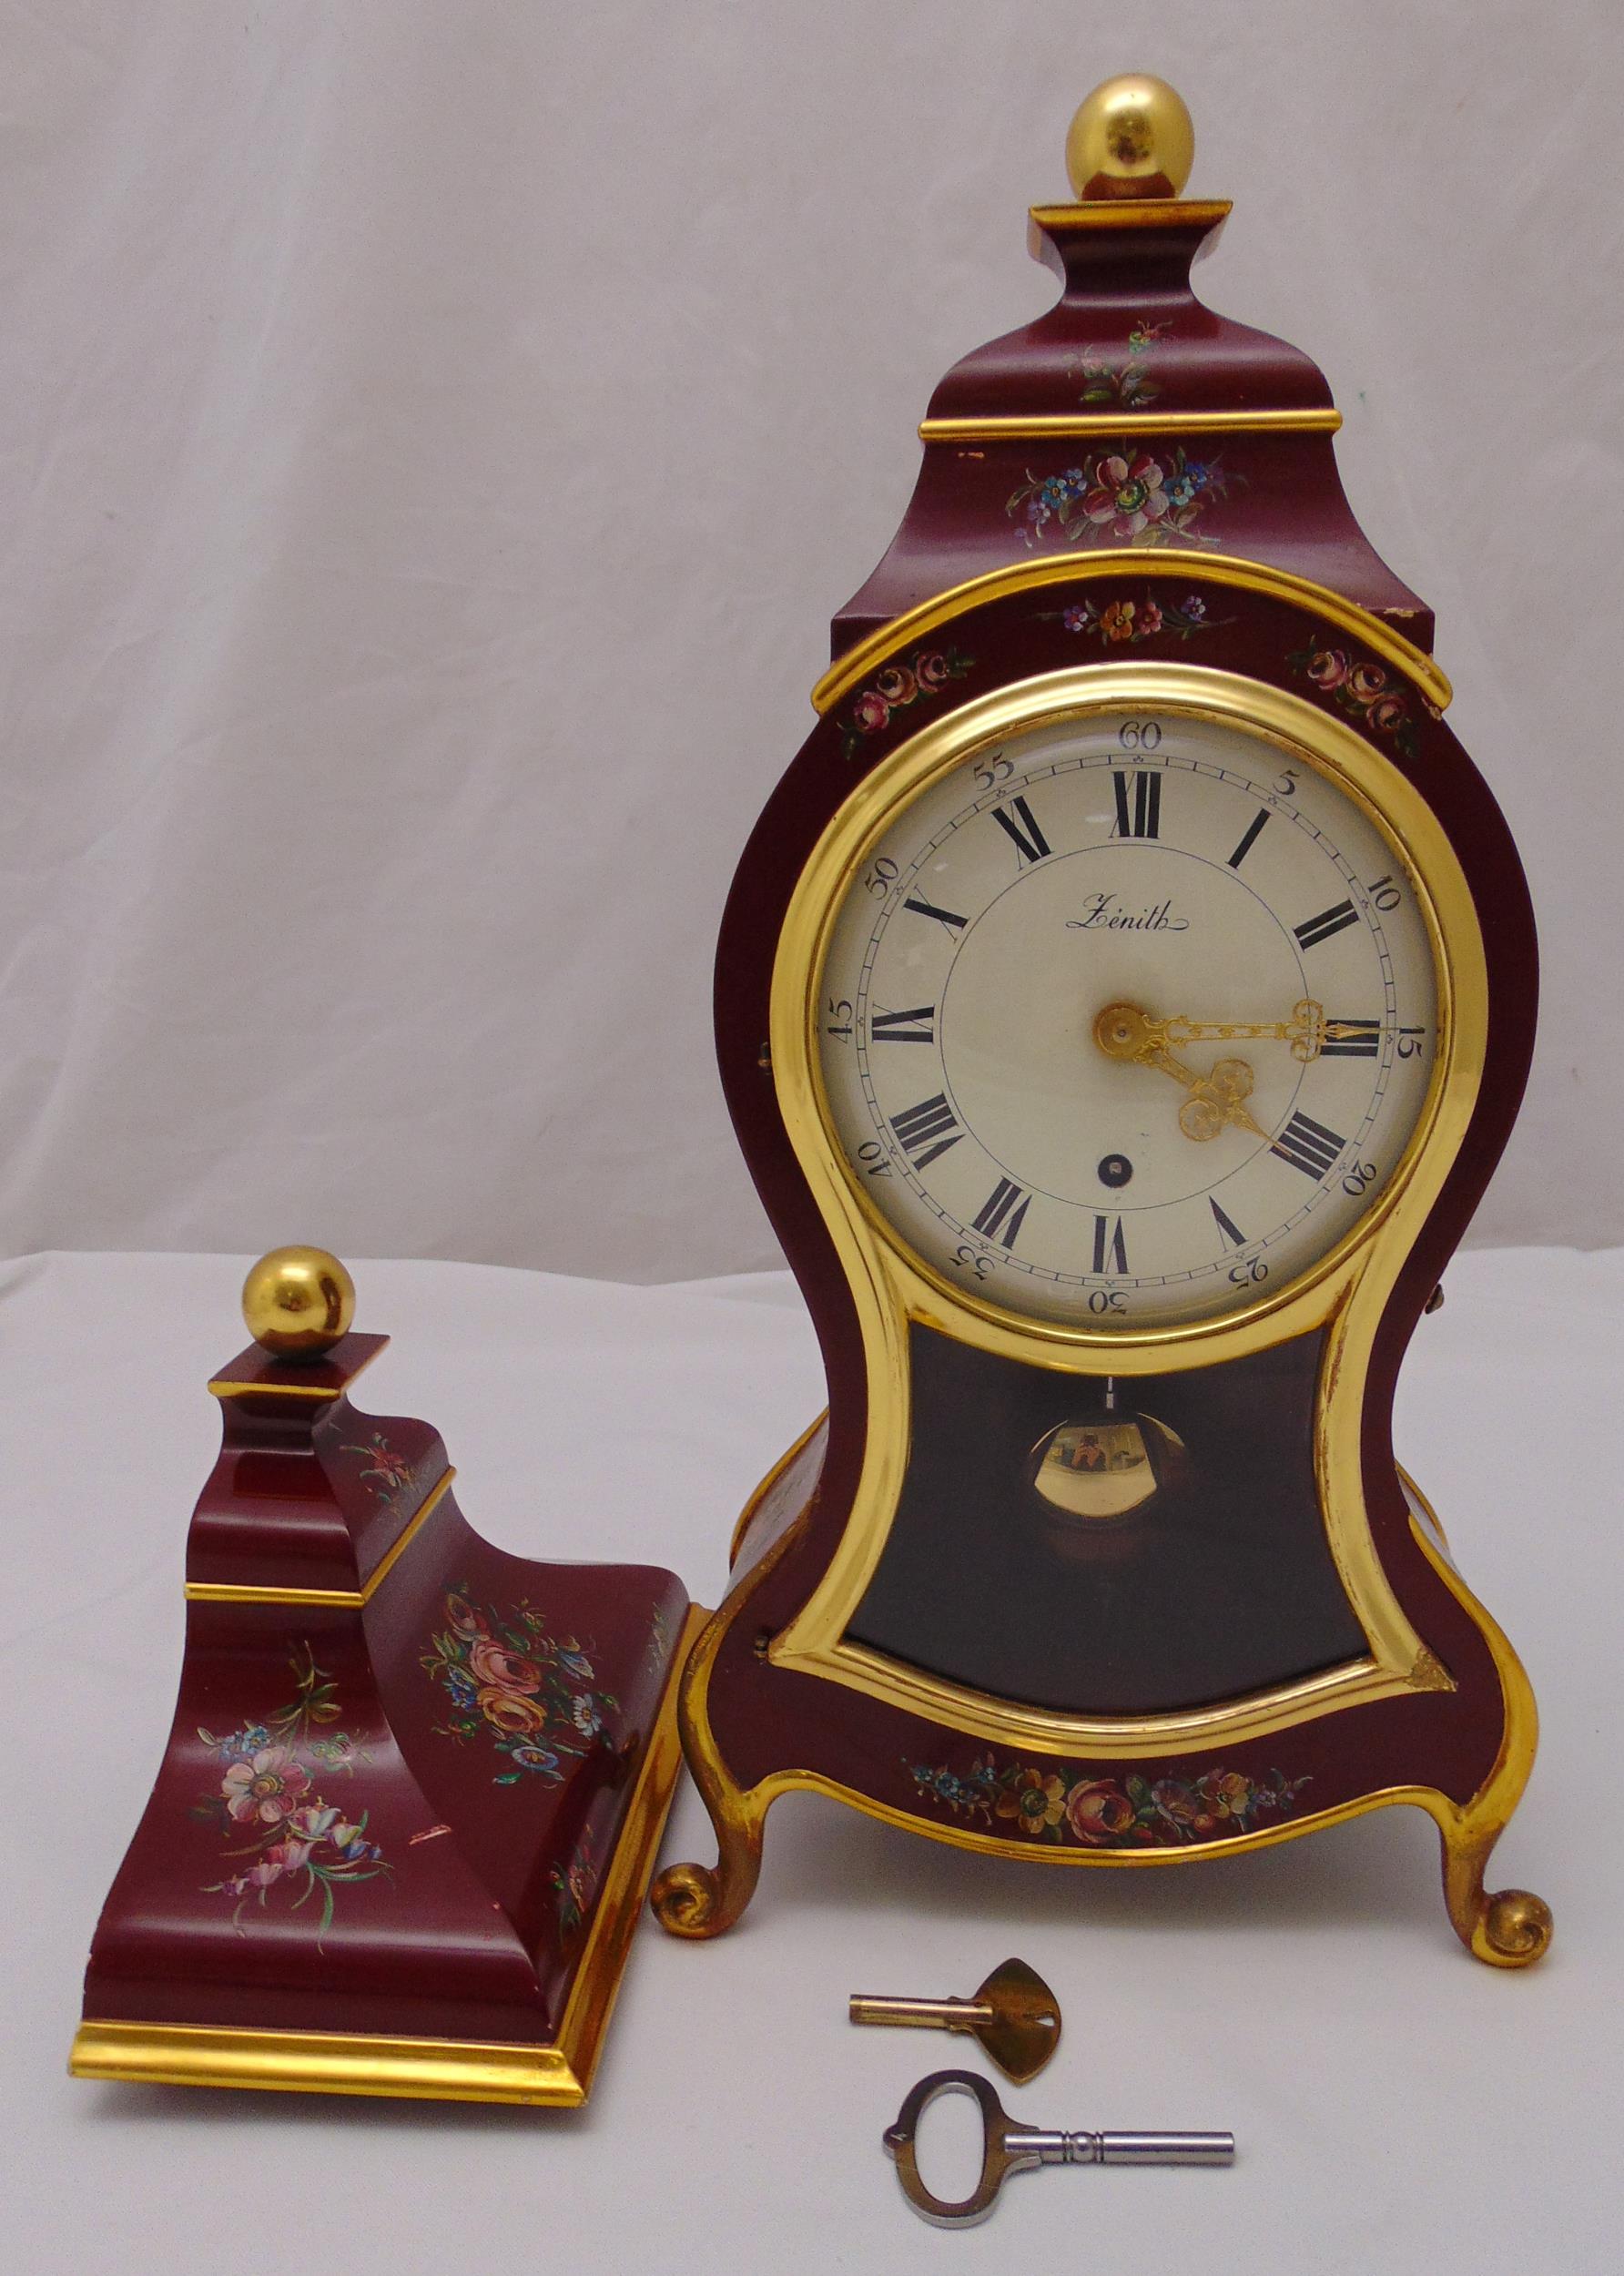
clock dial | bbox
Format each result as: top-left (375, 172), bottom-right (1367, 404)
top-left (817, 704), bottom-right (1439, 1329)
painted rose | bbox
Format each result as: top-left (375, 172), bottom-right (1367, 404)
top-left (915, 650), bottom-right (953, 689)
top-left (444, 1591), bottom-right (490, 1641)
top-left (468, 1641), bottom-right (543, 1694)
top-left (1137, 600), bottom-right (1164, 636)
top-left (1083, 452), bottom-right (1168, 540)
top-left (874, 665), bottom-right (917, 706)
top-left (1305, 648), bottom-right (1350, 689)
top-left (221, 1746), bottom-right (312, 1825)
top-left (995, 1769), bottom-right (1066, 1836)
top-left (478, 1685), bottom-right (549, 1736)
top-left (1064, 1779), bottom-right (1137, 1844)
top-left (1347, 662), bottom-right (1388, 702)
top-left (850, 690), bottom-right (890, 736)
top-left (1099, 599), bottom-right (1136, 642)
top-left (1367, 693), bottom-right (1408, 733)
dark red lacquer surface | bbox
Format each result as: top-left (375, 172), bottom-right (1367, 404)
top-left (81, 1334), bottom-right (688, 2047)
top-left (690, 194), bottom-right (1537, 1898)
top-left (835, 207), bottom-right (1431, 654)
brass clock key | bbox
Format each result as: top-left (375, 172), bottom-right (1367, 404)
top-left (884, 2069), bottom-right (1234, 2227)
top-left (849, 1956), bottom-right (1061, 2081)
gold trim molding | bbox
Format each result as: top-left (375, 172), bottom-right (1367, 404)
top-left (811, 552), bottom-right (1451, 716)
top-left (919, 409), bottom-right (1341, 443)
top-left (209, 1346), bottom-right (381, 1400)
top-left (70, 1604), bottom-right (706, 2104)
top-left (1029, 199), bottom-right (1233, 232)
top-left (766, 660), bottom-right (1487, 1757)
top-left (183, 1468), bottom-right (455, 1608)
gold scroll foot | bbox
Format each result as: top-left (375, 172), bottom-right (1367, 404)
top-left (650, 1808), bottom-right (764, 1940)
top-left (1439, 1825), bottom-right (1553, 1968)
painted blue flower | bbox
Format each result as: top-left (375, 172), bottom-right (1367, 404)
top-left (1037, 477), bottom-right (1071, 511)
top-left (442, 1666), bottom-right (479, 1711)
top-left (210, 1724), bottom-right (267, 1763)
top-left (1183, 461), bottom-right (1212, 490)
top-left (505, 1741), bottom-right (562, 1779)
top-left (1182, 595), bottom-right (1207, 620)
top-left (1166, 473), bottom-right (1197, 508)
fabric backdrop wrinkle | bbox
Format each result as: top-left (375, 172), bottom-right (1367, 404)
top-left (0, 0), bottom-right (1617, 1277)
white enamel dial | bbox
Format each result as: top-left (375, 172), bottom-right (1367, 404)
top-left (817, 704), bottom-right (1439, 1329)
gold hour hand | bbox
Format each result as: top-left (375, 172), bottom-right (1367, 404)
top-left (1092, 1003), bottom-right (1267, 1142)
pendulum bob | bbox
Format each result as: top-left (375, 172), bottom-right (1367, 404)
top-left (1028, 1412), bottom-right (1187, 1567)
top-left (70, 1251), bottom-right (700, 2106)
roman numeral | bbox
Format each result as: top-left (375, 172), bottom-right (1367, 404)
top-left (1091, 1214), bottom-right (1129, 1275)
top-left (1209, 1197), bottom-right (1248, 1249)
top-left (1271, 1111), bottom-right (1346, 1180)
top-left (1111, 769), bottom-right (1161, 839)
top-left (1321, 1017), bottom-right (1381, 1058)
top-left (991, 796), bottom-right (1051, 865)
top-left (1227, 809), bottom-right (1270, 869)
top-left (971, 1177), bottom-right (1031, 1250)
top-left (889, 1092), bottom-right (963, 1170)
top-left (869, 1005), bottom-right (936, 1045)
top-left (902, 894), bottom-right (968, 935)
top-left (1294, 899), bottom-right (1360, 950)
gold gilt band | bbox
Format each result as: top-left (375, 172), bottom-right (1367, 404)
top-left (183, 1468), bottom-right (455, 1609)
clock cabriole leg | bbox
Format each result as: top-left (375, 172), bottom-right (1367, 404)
top-left (1437, 1819), bottom-right (1552, 1967)
top-left (650, 1607), bottom-right (770, 1939)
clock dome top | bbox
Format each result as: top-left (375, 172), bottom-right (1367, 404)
top-left (829, 73), bottom-right (1431, 657)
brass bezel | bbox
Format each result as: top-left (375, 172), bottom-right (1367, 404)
top-left (767, 652), bottom-right (1487, 1756)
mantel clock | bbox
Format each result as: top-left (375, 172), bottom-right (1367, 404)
top-left (652, 76), bottom-right (1550, 1966)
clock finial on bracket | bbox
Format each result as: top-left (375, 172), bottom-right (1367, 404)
top-left (1065, 72), bottom-right (1194, 200)
top-left (240, 1244), bottom-right (356, 1356)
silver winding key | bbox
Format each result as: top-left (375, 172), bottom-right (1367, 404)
top-left (884, 2069), bottom-right (1234, 2227)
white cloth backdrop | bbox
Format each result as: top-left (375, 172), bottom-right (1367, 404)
top-left (1, 0), bottom-right (1619, 1279)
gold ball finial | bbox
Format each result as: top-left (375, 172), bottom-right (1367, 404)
top-left (241, 1246), bottom-right (356, 1356)
top-left (1065, 74), bottom-right (1194, 201)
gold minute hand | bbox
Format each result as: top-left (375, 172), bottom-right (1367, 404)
top-left (1092, 1003), bottom-right (1268, 1142)
top-left (1162, 999), bottom-right (1327, 1062)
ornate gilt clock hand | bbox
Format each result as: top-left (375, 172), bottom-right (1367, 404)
top-left (1092, 1003), bottom-right (1268, 1143)
top-left (1163, 999), bottom-right (1327, 1062)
